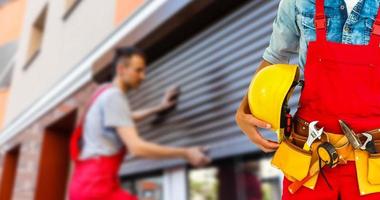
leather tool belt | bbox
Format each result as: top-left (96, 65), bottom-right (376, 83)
top-left (271, 117), bottom-right (380, 195)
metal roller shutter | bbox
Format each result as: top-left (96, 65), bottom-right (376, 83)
top-left (121, 0), bottom-right (295, 176)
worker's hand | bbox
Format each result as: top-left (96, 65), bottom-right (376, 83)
top-left (185, 146), bottom-right (211, 167)
top-left (158, 86), bottom-right (180, 112)
top-left (235, 95), bottom-right (279, 153)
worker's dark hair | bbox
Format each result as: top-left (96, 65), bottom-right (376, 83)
top-left (110, 46), bottom-right (145, 78)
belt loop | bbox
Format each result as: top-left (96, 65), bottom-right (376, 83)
top-left (372, 20), bottom-right (380, 36)
top-left (315, 15), bottom-right (326, 30)
top-left (370, 5), bottom-right (380, 47)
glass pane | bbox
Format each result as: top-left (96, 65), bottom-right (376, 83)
top-left (136, 176), bottom-right (164, 200)
top-left (189, 167), bottom-right (219, 200)
top-left (188, 157), bottom-right (283, 200)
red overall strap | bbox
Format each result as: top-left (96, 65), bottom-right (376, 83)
top-left (370, 5), bottom-right (380, 47)
top-left (315, 0), bottom-right (327, 41)
top-left (70, 83), bottom-right (113, 161)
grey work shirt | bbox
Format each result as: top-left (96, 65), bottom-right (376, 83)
top-left (80, 85), bottom-right (135, 160)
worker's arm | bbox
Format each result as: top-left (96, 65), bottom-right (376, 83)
top-left (132, 106), bottom-right (168, 121)
top-left (132, 86), bottom-right (179, 122)
top-left (116, 126), bottom-right (210, 167)
top-left (235, 60), bottom-right (281, 153)
top-left (262, 0), bottom-right (299, 64)
top-left (255, 60), bottom-right (273, 73)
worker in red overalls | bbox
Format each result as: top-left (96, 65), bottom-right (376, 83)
top-left (236, 0), bottom-right (380, 199)
top-left (69, 47), bottom-right (210, 199)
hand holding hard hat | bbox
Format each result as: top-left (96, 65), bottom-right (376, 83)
top-left (236, 63), bottom-right (301, 152)
top-left (247, 64), bottom-right (300, 142)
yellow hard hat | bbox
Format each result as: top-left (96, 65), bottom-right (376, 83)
top-left (247, 64), bottom-right (300, 141)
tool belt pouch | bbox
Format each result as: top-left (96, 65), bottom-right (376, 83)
top-left (271, 139), bottom-right (312, 181)
top-left (368, 142), bottom-right (380, 185)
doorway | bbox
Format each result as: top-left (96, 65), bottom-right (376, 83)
top-left (35, 110), bottom-right (77, 200)
top-left (0, 145), bottom-right (21, 200)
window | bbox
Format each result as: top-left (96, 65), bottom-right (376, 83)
top-left (122, 174), bottom-right (164, 200)
top-left (24, 5), bottom-right (47, 70)
top-left (135, 176), bottom-right (163, 200)
top-left (65, 0), bottom-right (76, 9)
top-left (189, 167), bottom-right (219, 200)
top-left (63, 0), bottom-right (82, 20)
top-left (188, 157), bottom-right (283, 200)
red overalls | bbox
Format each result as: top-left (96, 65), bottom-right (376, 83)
top-left (282, 0), bottom-right (380, 199)
top-left (69, 84), bottom-right (138, 200)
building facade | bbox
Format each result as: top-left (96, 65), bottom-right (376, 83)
top-left (0, 0), bottom-right (26, 130)
top-left (0, 1), bottom-right (286, 199)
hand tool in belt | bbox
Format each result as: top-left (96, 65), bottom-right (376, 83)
top-left (289, 118), bottom-right (379, 194)
top-left (294, 118), bottom-right (342, 168)
top-left (288, 135), bottom-right (349, 194)
top-left (305, 122), bottom-right (335, 190)
top-left (303, 121), bottom-right (324, 151)
top-left (289, 117), bottom-right (349, 194)
top-left (361, 132), bottom-right (377, 154)
top-left (339, 120), bottom-right (377, 154)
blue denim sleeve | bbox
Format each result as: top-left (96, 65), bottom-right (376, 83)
top-left (263, 0), bottom-right (300, 64)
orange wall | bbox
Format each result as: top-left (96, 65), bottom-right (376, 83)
top-left (0, 0), bottom-right (26, 45)
top-left (0, 89), bottom-right (9, 130)
top-left (114, 0), bottom-right (145, 26)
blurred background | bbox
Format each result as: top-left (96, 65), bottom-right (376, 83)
top-left (0, 0), bottom-right (291, 199)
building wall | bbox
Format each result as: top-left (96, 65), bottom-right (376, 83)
top-left (3, 82), bottom-right (95, 199)
top-left (0, 0), bottom-right (26, 45)
top-left (114, 0), bottom-right (145, 26)
top-left (4, 0), bottom-right (117, 126)
top-left (0, 1), bottom-right (157, 199)
top-left (0, 0), bottom-right (26, 130)
top-left (0, 89), bottom-right (9, 129)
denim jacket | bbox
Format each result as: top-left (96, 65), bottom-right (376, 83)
top-left (263, 0), bottom-right (380, 69)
